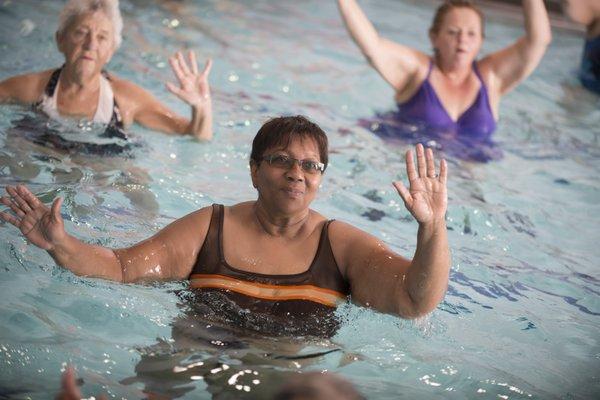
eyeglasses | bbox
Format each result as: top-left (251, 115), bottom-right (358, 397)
top-left (261, 154), bottom-right (325, 174)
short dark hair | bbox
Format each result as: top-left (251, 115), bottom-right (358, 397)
top-left (250, 115), bottom-right (329, 171)
top-left (430, 0), bottom-right (485, 37)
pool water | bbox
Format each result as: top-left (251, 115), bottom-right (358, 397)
top-left (1, 0), bottom-right (599, 399)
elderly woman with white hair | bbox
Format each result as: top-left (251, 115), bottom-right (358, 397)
top-left (0, 0), bottom-right (213, 140)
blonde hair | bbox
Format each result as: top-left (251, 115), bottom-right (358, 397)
top-left (57, 0), bottom-right (123, 48)
top-left (430, 0), bottom-right (485, 37)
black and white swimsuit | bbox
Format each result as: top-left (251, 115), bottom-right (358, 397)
top-left (35, 65), bottom-right (126, 139)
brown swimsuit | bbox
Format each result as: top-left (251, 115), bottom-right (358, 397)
top-left (187, 204), bottom-right (350, 337)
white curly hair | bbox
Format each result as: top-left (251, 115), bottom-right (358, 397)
top-left (57, 0), bottom-right (123, 48)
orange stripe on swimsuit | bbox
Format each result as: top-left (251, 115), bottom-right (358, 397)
top-left (190, 273), bottom-right (347, 307)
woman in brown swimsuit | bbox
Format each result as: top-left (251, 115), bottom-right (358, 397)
top-left (0, 115), bottom-right (450, 324)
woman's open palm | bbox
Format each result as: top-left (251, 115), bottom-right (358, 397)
top-left (0, 185), bottom-right (65, 250)
top-left (166, 50), bottom-right (212, 108)
top-left (393, 144), bottom-right (448, 225)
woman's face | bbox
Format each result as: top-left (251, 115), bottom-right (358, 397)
top-left (430, 7), bottom-right (483, 67)
top-left (57, 11), bottom-right (116, 78)
top-left (250, 136), bottom-right (323, 216)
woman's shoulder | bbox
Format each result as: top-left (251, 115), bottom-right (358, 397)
top-left (328, 219), bottom-right (384, 254)
top-left (108, 74), bottom-right (149, 100)
top-left (394, 53), bottom-right (432, 101)
top-left (159, 205), bottom-right (214, 243)
top-left (328, 219), bottom-right (369, 238)
top-left (473, 58), bottom-right (501, 94)
top-left (227, 201), bottom-right (253, 214)
top-left (0, 69), bottom-right (56, 103)
top-left (474, 57), bottom-right (494, 79)
top-left (326, 219), bottom-right (386, 277)
top-left (109, 74), bottom-right (162, 116)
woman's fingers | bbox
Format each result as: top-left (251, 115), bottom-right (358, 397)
top-left (393, 181), bottom-right (412, 208)
top-left (170, 51), bottom-right (210, 96)
top-left (415, 143), bottom-right (427, 178)
top-left (18, 185), bottom-right (43, 212)
top-left (6, 186), bottom-right (32, 213)
top-left (0, 210), bottom-right (19, 227)
top-left (2, 185), bottom-right (54, 225)
top-left (201, 58), bottom-right (213, 78)
top-left (407, 144), bottom-right (446, 183)
top-left (188, 50), bottom-right (198, 75)
top-left (405, 149), bottom-right (417, 182)
top-left (439, 158), bottom-right (447, 185)
top-left (1, 196), bottom-right (25, 218)
top-left (51, 197), bottom-right (63, 222)
top-left (169, 57), bottom-right (185, 83)
top-left (176, 51), bottom-right (191, 75)
top-left (165, 81), bottom-right (183, 97)
top-left (425, 147), bottom-right (437, 178)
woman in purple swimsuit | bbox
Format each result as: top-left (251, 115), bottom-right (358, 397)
top-left (338, 0), bottom-right (551, 157)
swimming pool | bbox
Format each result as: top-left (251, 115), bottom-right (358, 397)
top-left (1, 0), bottom-right (599, 398)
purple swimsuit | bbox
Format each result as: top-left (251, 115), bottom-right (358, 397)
top-left (397, 61), bottom-right (497, 142)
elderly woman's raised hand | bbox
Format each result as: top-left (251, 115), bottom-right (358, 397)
top-left (166, 50), bottom-right (212, 109)
top-left (0, 185), bottom-right (66, 250)
top-left (393, 144), bottom-right (447, 225)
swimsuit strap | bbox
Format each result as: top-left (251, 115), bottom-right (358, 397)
top-left (33, 66), bottom-right (63, 109)
top-left (216, 203), bottom-right (226, 264)
top-left (471, 61), bottom-right (494, 111)
top-left (473, 61), bottom-right (492, 96)
top-left (45, 66), bottom-right (64, 96)
top-left (101, 71), bottom-right (126, 136)
top-left (33, 66), bottom-right (64, 117)
top-left (111, 99), bottom-right (125, 128)
top-left (472, 61), bottom-right (485, 85)
top-left (426, 59), bottom-right (435, 79)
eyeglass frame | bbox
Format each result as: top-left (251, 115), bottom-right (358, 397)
top-left (259, 154), bottom-right (326, 174)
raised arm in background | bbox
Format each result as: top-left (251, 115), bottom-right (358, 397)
top-left (479, 0), bottom-right (551, 95)
top-left (336, 0), bottom-right (427, 93)
top-left (110, 51), bottom-right (213, 140)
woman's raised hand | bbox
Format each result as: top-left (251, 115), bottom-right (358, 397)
top-left (0, 185), bottom-right (65, 250)
top-left (393, 144), bottom-right (448, 225)
top-left (166, 50), bottom-right (212, 108)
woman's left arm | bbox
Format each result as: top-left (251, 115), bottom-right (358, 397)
top-left (116, 51), bottom-right (213, 140)
top-left (332, 144), bottom-right (450, 318)
top-left (481, 0), bottom-right (552, 95)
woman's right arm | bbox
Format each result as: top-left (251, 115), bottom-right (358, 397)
top-left (0, 71), bottom-right (49, 104)
top-left (337, 0), bottom-right (423, 91)
top-left (0, 185), bottom-right (211, 282)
